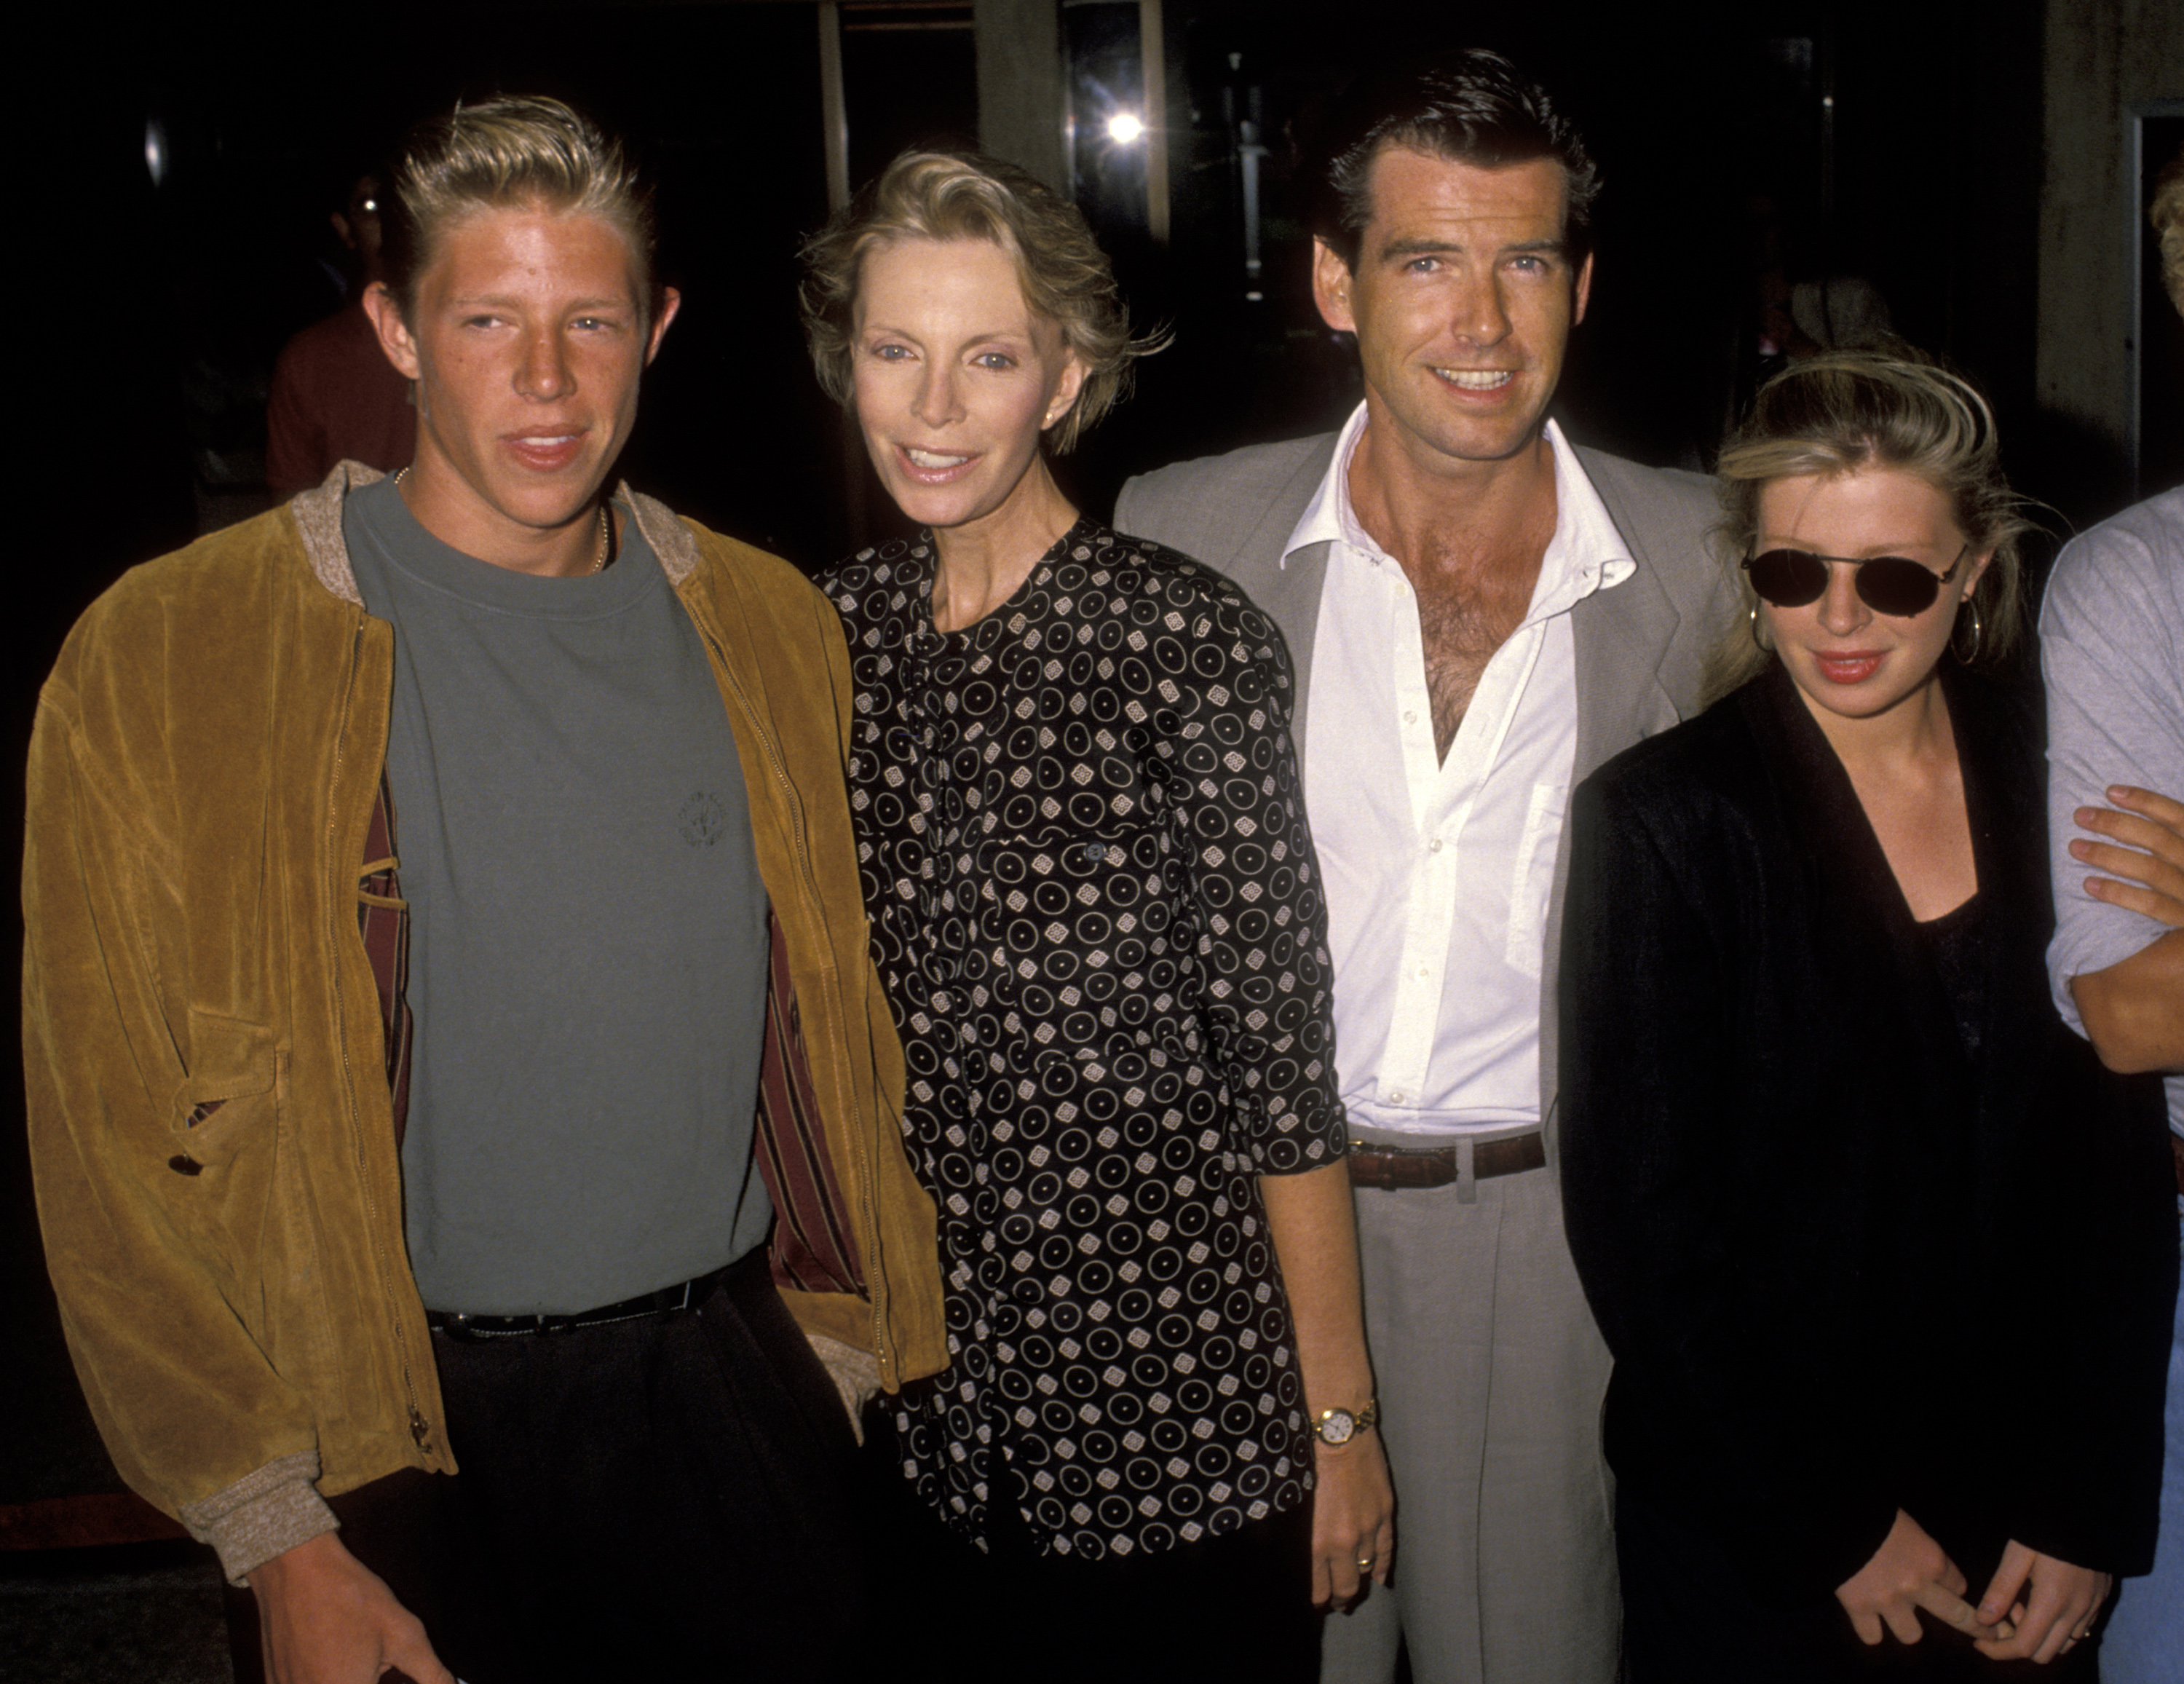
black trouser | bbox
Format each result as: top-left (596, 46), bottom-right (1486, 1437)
top-left (855, 1412), bottom-right (1321, 1684)
top-left (1617, 1482), bottom-right (2101, 1683)
top-left (322, 1252), bottom-right (863, 1684)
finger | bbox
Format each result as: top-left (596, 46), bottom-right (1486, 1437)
top-left (1977, 1595), bottom-right (2046, 1662)
top-left (1374, 1522), bottom-right (1395, 1585)
top-left (2072, 831), bottom-right (2184, 892)
top-left (1846, 1607), bottom-right (1886, 1647)
top-left (1911, 1581), bottom-right (1995, 1640)
top-left (2017, 1574), bottom-right (2095, 1667)
top-left (2082, 871), bottom-right (2184, 927)
top-left (385, 1624), bottom-right (457, 1684)
top-left (1881, 1600), bottom-right (1926, 1646)
top-left (2105, 785), bottom-right (2184, 833)
top-left (2033, 1613), bottom-right (2081, 1667)
top-left (2076, 801), bottom-right (2184, 858)
top-left (1979, 1541), bottom-right (2035, 1627)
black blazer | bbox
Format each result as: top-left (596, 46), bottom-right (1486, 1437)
top-left (1559, 661), bottom-right (2175, 1600)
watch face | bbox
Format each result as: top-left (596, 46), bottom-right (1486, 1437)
top-left (1319, 1408), bottom-right (1356, 1445)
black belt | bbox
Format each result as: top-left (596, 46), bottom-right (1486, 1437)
top-left (427, 1260), bottom-right (736, 1341)
top-left (1347, 1130), bottom-right (1546, 1190)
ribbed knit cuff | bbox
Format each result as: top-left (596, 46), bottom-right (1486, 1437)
top-left (806, 1332), bottom-right (882, 1445)
top-left (176, 1450), bottom-right (338, 1586)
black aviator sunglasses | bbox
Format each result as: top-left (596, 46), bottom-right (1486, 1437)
top-left (1741, 544), bottom-right (1969, 618)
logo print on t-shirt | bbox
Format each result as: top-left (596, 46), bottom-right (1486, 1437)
top-left (679, 791), bottom-right (728, 847)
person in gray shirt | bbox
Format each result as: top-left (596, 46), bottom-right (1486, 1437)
top-left (2040, 148), bottom-right (2184, 1684)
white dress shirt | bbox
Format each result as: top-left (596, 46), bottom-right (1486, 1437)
top-left (1295, 406), bottom-right (1634, 1139)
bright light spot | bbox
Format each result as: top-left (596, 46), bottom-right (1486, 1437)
top-left (144, 120), bottom-right (167, 189)
top-left (1107, 112), bottom-right (1145, 144)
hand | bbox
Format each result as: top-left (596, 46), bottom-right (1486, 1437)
top-left (1973, 1541), bottom-right (2110, 1665)
top-left (2071, 785), bottom-right (2184, 928)
top-left (1835, 1509), bottom-right (2003, 1648)
top-left (249, 1531), bottom-right (454, 1684)
top-left (1311, 1429), bottom-right (1395, 1608)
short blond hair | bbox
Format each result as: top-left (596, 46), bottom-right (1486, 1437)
top-left (1704, 349), bottom-right (2032, 702)
top-left (799, 149), bottom-right (1163, 454)
top-left (383, 95), bottom-right (657, 320)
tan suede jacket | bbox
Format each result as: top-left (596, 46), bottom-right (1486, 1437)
top-left (23, 465), bottom-right (945, 1579)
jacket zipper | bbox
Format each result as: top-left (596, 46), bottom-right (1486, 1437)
top-left (327, 619), bottom-right (432, 1452)
top-left (700, 616), bottom-right (894, 1385)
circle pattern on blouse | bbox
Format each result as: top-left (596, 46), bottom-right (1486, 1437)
top-left (822, 520), bottom-right (1345, 1561)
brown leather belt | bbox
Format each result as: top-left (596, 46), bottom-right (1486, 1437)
top-left (1347, 1130), bottom-right (1546, 1190)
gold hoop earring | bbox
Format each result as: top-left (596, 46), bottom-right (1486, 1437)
top-left (1952, 598), bottom-right (1985, 664)
top-left (1747, 603), bottom-right (1773, 654)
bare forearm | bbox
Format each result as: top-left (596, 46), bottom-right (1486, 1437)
top-left (1259, 1161), bottom-right (1375, 1413)
top-left (2070, 929), bottom-right (2184, 1074)
top-left (1259, 1158), bottom-right (1394, 1604)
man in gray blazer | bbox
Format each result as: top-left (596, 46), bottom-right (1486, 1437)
top-left (1116, 51), bottom-right (1733, 1684)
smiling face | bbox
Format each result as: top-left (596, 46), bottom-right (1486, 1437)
top-left (1314, 146), bottom-right (1591, 474)
top-left (1757, 466), bottom-right (1991, 730)
top-left (365, 204), bottom-right (678, 573)
top-left (850, 235), bottom-right (1083, 539)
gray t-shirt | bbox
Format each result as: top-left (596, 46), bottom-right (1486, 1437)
top-left (2041, 486), bottom-right (2184, 1141)
top-left (346, 478), bottom-right (773, 1313)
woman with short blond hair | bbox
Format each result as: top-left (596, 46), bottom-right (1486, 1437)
top-left (804, 149), bottom-right (1393, 1683)
top-left (1560, 350), bottom-right (2175, 1680)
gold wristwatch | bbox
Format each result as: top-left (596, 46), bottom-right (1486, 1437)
top-left (1313, 1399), bottom-right (1380, 1446)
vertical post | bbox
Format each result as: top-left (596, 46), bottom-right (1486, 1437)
top-left (1241, 82), bottom-right (1266, 298)
top-left (1139, 0), bottom-right (1169, 245)
top-left (818, 1), bottom-right (866, 548)
top-left (818, 1), bottom-right (851, 214)
top-left (974, 0), bottom-right (1068, 194)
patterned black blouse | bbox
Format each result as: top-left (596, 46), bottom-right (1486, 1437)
top-left (820, 519), bottom-right (1348, 1560)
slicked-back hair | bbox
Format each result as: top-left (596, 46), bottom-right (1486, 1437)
top-left (799, 149), bottom-right (1163, 455)
top-left (1704, 349), bottom-right (2032, 702)
top-left (381, 95), bottom-right (657, 321)
top-left (1313, 50), bottom-right (1600, 272)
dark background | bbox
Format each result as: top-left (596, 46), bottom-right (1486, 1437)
top-left (7, 0), bottom-right (2175, 1514)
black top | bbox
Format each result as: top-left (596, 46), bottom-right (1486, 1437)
top-left (1915, 890), bottom-right (1995, 1065)
top-left (1559, 660), bottom-right (2175, 1599)
top-left (820, 519), bottom-right (1347, 1560)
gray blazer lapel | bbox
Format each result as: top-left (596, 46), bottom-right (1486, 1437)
top-left (1256, 538), bottom-right (1330, 770)
top-left (1570, 449), bottom-right (1695, 784)
top-left (1543, 449), bottom-right (1710, 1147)
top-left (1163, 435), bottom-right (1337, 771)
top-left (1570, 561), bottom-right (1685, 785)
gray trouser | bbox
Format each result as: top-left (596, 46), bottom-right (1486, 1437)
top-left (1321, 1151), bottom-right (1618, 1684)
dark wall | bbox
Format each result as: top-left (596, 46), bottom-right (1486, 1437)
top-left (1070, 0), bottom-right (2054, 519)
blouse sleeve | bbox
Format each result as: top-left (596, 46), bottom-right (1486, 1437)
top-left (1155, 570), bottom-right (1347, 1176)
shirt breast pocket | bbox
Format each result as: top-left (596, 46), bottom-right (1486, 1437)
top-left (1503, 780), bottom-right (1569, 980)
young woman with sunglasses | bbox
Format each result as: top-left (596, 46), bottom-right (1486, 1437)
top-left (1557, 350), bottom-right (2175, 1680)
